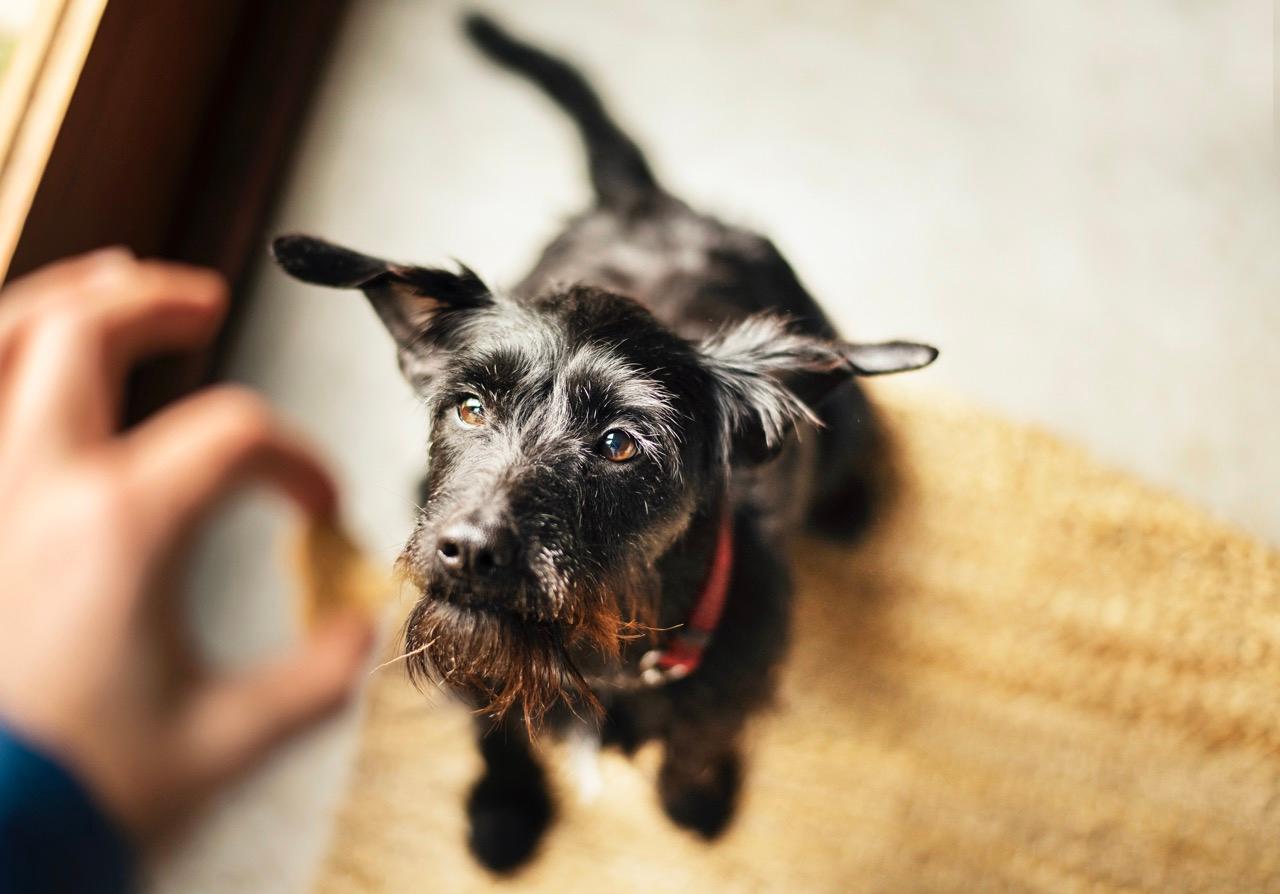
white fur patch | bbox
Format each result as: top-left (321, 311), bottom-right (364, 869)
top-left (566, 725), bottom-right (604, 804)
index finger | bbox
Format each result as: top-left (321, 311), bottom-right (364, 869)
top-left (0, 247), bottom-right (136, 330)
top-left (0, 256), bottom-right (227, 449)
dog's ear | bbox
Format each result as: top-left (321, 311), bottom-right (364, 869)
top-left (271, 234), bottom-right (493, 387)
top-left (698, 315), bottom-right (937, 464)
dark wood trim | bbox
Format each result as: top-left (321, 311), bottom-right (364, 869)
top-left (3, 0), bottom-right (349, 416)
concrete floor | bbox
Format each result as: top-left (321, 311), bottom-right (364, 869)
top-left (156, 1), bottom-right (1278, 891)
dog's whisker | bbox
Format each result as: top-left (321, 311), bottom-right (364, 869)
top-left (368, 636), bottom-right (439, 676)
top-left (620, 621), bottom-right (682, 633)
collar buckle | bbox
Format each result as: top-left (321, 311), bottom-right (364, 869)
top-left (638, 647), bottom-right (693, 687)
top-left (633, 507), bottom-right (734, 688)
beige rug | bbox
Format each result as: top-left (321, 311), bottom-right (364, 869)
top-left (313, 390), bottom-right (1280, 893)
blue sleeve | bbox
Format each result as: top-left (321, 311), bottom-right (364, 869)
top-left (0, 724), bottom-right (134, 893)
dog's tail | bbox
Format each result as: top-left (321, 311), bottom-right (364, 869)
top-left (464, 13), bottom-right (661, 210)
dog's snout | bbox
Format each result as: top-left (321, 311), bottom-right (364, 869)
top-left (436, 519), bottom-right (517, 580)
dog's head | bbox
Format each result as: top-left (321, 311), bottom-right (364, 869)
top-left (273, 234), bottom-right (936, 726)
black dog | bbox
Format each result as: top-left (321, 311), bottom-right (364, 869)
top-left (272, 14), bottom-right (936, 872)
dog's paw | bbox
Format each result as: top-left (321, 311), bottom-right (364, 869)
top-left (658, 752), bottom-right (740, 840)
top-left (466, 773), bottom-right (553, 873)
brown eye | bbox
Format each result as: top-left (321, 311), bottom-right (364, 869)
top-left (457, 396), bottom-right (486, 427)
top-left (599, 429), bottom-right (638, 462)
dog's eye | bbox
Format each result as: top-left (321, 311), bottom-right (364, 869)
top-left (456, 396), bottom-right (486, 428)
top-left (598, 429), bottom-right (638, 462)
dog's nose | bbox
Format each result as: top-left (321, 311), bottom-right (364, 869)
top-left (436, 520), bottom-right (516, 580)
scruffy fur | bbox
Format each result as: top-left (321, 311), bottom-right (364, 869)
top-left (272, 14), bottom-right (937, 873)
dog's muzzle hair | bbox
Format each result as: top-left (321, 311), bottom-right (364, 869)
top-left (397, 543), bottom-right (656, 730)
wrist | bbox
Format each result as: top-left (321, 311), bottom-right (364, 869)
top-left (0, 721), bottom-right (135, 892)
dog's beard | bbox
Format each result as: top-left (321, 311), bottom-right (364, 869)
top-left (399, 558), bottom-right (657, 732)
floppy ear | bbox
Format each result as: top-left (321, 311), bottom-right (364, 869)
top-left (698, 315), bottom-right (937, 465)
top-left (271, 234), bottom-right (493, 387)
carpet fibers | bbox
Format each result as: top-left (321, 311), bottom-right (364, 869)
top-left (313, 391), bottom-right (1280, 893)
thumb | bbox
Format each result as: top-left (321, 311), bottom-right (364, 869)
top-left (179, 615), bottom-right (374, 788)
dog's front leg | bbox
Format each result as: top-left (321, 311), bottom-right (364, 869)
top-left (466, 714), bottom-right (553, 873)
top-left (658, 713), bottom-right (742, 840)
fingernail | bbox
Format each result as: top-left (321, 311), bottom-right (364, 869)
top-left (83, 246), bottom-right (136, 285)
top-left (89, 245), bottom-right (135, 265)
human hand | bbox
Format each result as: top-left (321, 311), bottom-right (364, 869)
top-left (0, 249), bottom-right (373, 843)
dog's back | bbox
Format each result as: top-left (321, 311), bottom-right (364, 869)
top-left (467, 13), bottom-right (886, 538)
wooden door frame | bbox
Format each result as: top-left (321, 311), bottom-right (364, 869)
top-left (0, 0), bottom-right (348, 414)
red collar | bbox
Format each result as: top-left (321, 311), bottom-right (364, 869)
top-left (639, 508), bottom-right (734, 685)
